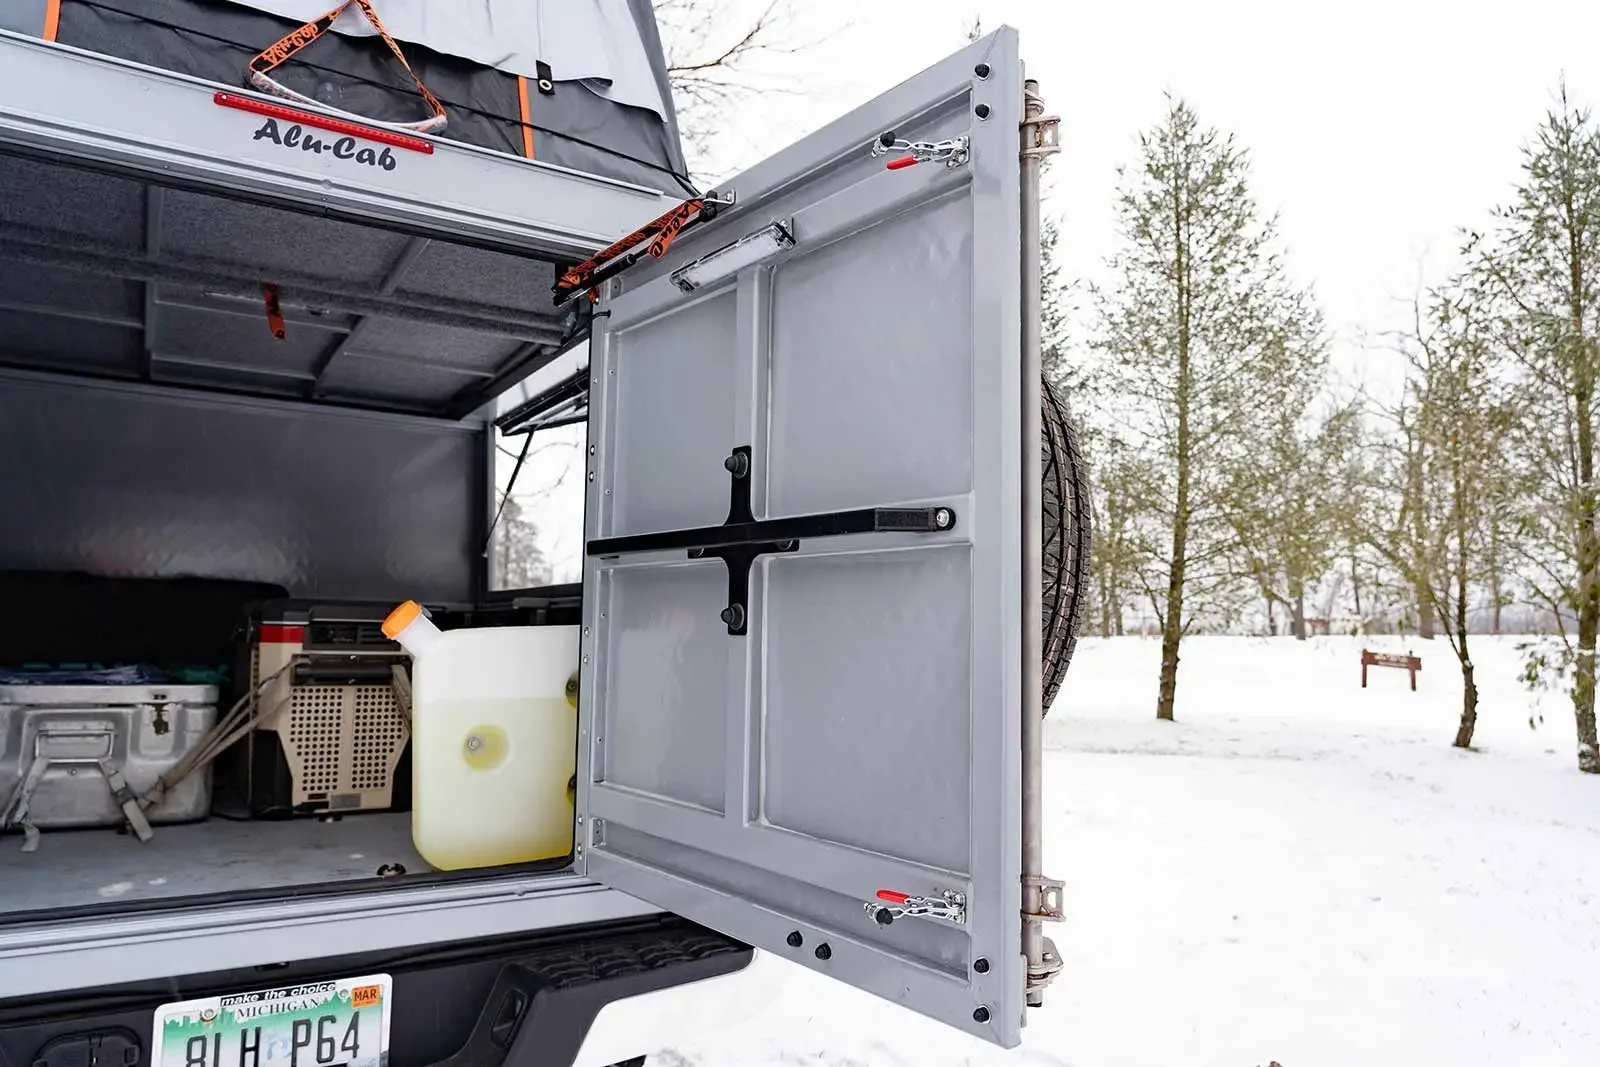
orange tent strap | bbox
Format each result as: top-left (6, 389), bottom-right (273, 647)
top-left (43, 0), bottom-right (61, 41)
top-left (517, 76), bottom-right (535, 159)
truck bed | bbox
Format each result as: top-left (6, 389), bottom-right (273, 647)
top-left (0, 27), bottom-right (647, 940)
top-left (0, 812), bottom-right (426, 915)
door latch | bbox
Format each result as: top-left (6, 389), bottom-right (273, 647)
top-left (864, 888), bottom-right (966, 926)
top-left (870, 132), bottom-right (970, 171)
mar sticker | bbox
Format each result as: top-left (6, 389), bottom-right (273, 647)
top-left (252, 118), bottom-right (398, 171)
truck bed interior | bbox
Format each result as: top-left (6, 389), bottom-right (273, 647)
top-left (0, 143), bottom-right (589, 920)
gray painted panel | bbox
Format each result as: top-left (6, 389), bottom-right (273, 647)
top-left (590, 763), bottom-right (969, 901)
top-left (314, 355), bottom-right (480, 404)
top-left (580, 28), bottom-right (1027, 1048)
top-left (609, 290), bottom-right (738, 537)
top-left (604, 823), bottom-right (970, 975)
top-left (158, 189), bottom-right (408, 284)
top-left (0, 264), bottom-right (140, 321)
top-left (0, 0), bottom-right (46, 36)
top-left (0, 876), bottom-right (659, 1000)
top-left (0, 373), bottom-right (478, 602)
top-left (768, 191), bottom-right (975, 516)
top-left (602, 561), bottom-right (729, 811)
top-left (158, 303), bottom-right (326, 376)
top-left (0, 154), bottom-right (144, 248)
top-left (396, 244), bottom-right (556, 309)
top-left (353, 319), bottom-right (520, 371)
top-left (0, 310), bottom-right (141, 373)
top-left (762, 545), bottom-right (972, 873)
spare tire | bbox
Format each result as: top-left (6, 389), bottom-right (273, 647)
top-left (1040, 376), bottom-right (1091, 715)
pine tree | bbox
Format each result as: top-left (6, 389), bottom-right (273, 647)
top-left (1091, 96), bottom-right (1320, 720)
top-left (490, 496), bottom-right (552, 591)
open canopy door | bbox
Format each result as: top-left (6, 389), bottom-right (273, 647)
top-left (577, 29), bottom-right (1030, 1046)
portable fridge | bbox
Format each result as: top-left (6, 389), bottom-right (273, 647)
top-left (214, 601), bottom-right (411, 818)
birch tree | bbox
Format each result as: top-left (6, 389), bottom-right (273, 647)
top-left (1472, 86), bottom-right (1600, 773)
top-left (1092, 97), bottom-right (1321, 720)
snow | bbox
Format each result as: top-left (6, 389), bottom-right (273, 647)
top-left (618, 635), bottom-right (1600, 1067)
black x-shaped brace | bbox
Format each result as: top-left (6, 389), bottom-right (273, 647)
top-left (586, 445), bottom-right (958, 635)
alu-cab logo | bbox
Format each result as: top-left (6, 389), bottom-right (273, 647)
top-left (250, 117), bottom-right (398, 171)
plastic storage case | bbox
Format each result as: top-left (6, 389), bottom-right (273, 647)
top-left (0, 684), bottom-right (219, 831)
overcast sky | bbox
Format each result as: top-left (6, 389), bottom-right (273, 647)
top-left (511, 0), bottom-right (1600, 578)
top-left (695, 0), bottom-right (1600, 387)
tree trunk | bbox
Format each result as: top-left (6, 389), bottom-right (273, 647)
top-left (1156, 610), bottom-right (1182, 721)
top-left (1575, 642), bottom-right (1599, 771)
top-left (1571, 380), bottom-right (1599, 769)
top-left (1156, 160), bottom-right (1190, 724)
top-left (1453, 484), bottom-right (1476, 748)
top-left (1290, 572), bottom-right (1307, 641)
top-left (1487, 528), bottom-right (1504, 635)
top-left (1158, 503), bottom-right (1188, 719)
top-left (1350, 551), bottom-right (1363, 621)
top-left (1265, 596), bottom-right (1276, 636)
top-left (1453, 652), bottom-right (1478, 748)
top-left (1568, 199), bottom-right (1599, 773)
top-left (1405, 418), bottom-right (1434, 640)
top-left (1100, 577), bottom-right (1123, 639)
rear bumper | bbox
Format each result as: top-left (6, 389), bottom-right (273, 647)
top-left (0, 915), bottom-right (753, 1067)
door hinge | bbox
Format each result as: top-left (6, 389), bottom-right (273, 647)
top-left (1023, 874), bottom-right (1065, 1001)
top-left (1023, 873), bottom-right (1064, 921)
top-left (1021, 86), bottom-right (1061, 161)
top-left (1027, 935), bottom-right (1063, 1000)
top-left (863, 888), bottom-right (966, 926)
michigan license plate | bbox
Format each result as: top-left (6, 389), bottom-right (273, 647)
top-left (150, 974), bottom-right (392, 1067)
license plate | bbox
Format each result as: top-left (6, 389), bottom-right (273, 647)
top-left (150, 974), bottom-right (392, 1067)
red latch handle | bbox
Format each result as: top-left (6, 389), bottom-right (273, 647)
top-left (885, 156), bottom-right (919, 170)
top-left (876, 889), bottom-right (910, 904)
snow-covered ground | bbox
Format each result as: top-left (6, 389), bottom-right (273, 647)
top-left (608, 635), bottom-right (1600, 1067)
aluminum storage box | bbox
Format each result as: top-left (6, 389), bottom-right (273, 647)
top-left (0, 684), bottom-right (218, 831)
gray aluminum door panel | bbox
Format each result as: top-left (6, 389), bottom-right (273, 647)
top-left (578, 29), bottom-right (1024, 1046)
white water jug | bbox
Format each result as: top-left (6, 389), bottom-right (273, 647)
top-left (383, 601), bottom-right (579, 871)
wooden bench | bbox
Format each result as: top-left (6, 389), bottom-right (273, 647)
top-left (1361, 649), bottom-right (1421, 691)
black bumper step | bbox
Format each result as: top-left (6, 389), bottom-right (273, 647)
top-left (0, 916), bottom-right (752, 1067)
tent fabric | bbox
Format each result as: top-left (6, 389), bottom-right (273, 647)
top-left (44, 0), bottom-right (690, 193)
top-left (228, 0), bottom-right (667, 119)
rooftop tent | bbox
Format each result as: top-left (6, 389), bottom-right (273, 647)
top-left (5, 0), bottom-right (690, 193)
